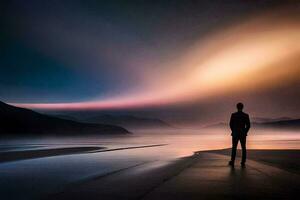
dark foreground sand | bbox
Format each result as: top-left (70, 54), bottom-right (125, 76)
top-left (49, 149), bottom-right (300, 200)
top-left (209, 148), bottom-right (300, 175)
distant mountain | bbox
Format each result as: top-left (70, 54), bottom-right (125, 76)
top-left (51, 114), bottom-right (79, 121)
top-left (203, 118), bottom-right (300, 130)
top-left (260, 119), bottom-right (300, 129)
top-left (84, 114), bottom-right (173, 130)
top-left (252, 117), bottom-right (293, 123)
top-left (0, 101), bottom-right (129, 135)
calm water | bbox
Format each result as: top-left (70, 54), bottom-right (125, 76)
top-left (0, 128), bottom-right (299, 199)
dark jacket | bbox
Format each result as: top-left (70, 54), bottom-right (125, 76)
top-left (230, 111), bottom-right (250, 137)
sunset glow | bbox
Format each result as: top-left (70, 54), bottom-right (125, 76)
top-left (12, 10), bottom-right (300, 110)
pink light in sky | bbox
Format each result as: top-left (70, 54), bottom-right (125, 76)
top-left (13, 10), bottom-right (300, 110)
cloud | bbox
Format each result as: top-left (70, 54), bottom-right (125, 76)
top-left (14, 9), bottom-right (300, 110)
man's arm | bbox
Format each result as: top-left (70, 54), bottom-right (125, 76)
top-left (245, 114), bottom-right (251, 134)
top-left (229, 114), bottom-right (234, 132)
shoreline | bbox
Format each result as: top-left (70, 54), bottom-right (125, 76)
top-left (1, 145), bottom-right (299, 170)
top-left (1, 147), bottom-right (299, 200)
top-left (0, 144), bottom-right (168, 163)
top-left (0, 146), bottom-right (104, 163)
top-left (49, 148), bottom-right (300, 200)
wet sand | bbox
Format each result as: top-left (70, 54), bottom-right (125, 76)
top-left (0, 146), bottom-right (104, 163)
top-left (1, 146), bottom-right (299, 199)
top-left (208, 148), bottom-right (300, 174)
top-left (0, 144), bottom-right (167, 163)
top-left (50, 149), bottom-right (300, 200)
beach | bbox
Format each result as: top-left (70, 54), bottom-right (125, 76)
top-left (43, 149), bottom-right (298, 200)
top-left (0, 140), bottom-right (299, 200)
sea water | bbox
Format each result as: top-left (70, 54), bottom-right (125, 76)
top-left (0, 128), bottom-right (299, 199)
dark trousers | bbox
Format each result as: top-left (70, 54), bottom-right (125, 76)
top-left (231, 135), bottom-right (247, 163)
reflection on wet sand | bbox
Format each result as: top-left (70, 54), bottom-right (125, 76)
top-left (0, 128), bottom-right (299, 200)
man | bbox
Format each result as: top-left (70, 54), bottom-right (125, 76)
top-left (229, 102), bottom-right (251, 167)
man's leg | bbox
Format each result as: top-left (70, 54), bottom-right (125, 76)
top-left (230, 137), bottom-right (239, 164)
top-left (240, 136), bottom-right (247, 165)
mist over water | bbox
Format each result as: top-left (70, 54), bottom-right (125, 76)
top-left (2, 128), bottom-right (300, 156)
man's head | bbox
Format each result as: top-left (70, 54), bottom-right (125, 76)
top-left (236, 102), bottom-right (244, 111)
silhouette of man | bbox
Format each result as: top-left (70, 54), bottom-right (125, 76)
top-left (229, 103), bottom-right (250, 167)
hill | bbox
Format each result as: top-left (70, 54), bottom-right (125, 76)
top-left (261, 119), bottom-right (300, 129)
top-left (203, 118), bottom-right (300, 130)
top-left (85, 114), bottom-right (173, 130)
top-left (0, 101), bottom-right (129, 135)
top-left (252, 117), bottom-right (293, 123)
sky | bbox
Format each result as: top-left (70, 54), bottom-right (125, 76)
top-left (1, 0), bottom-right (300, 125)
